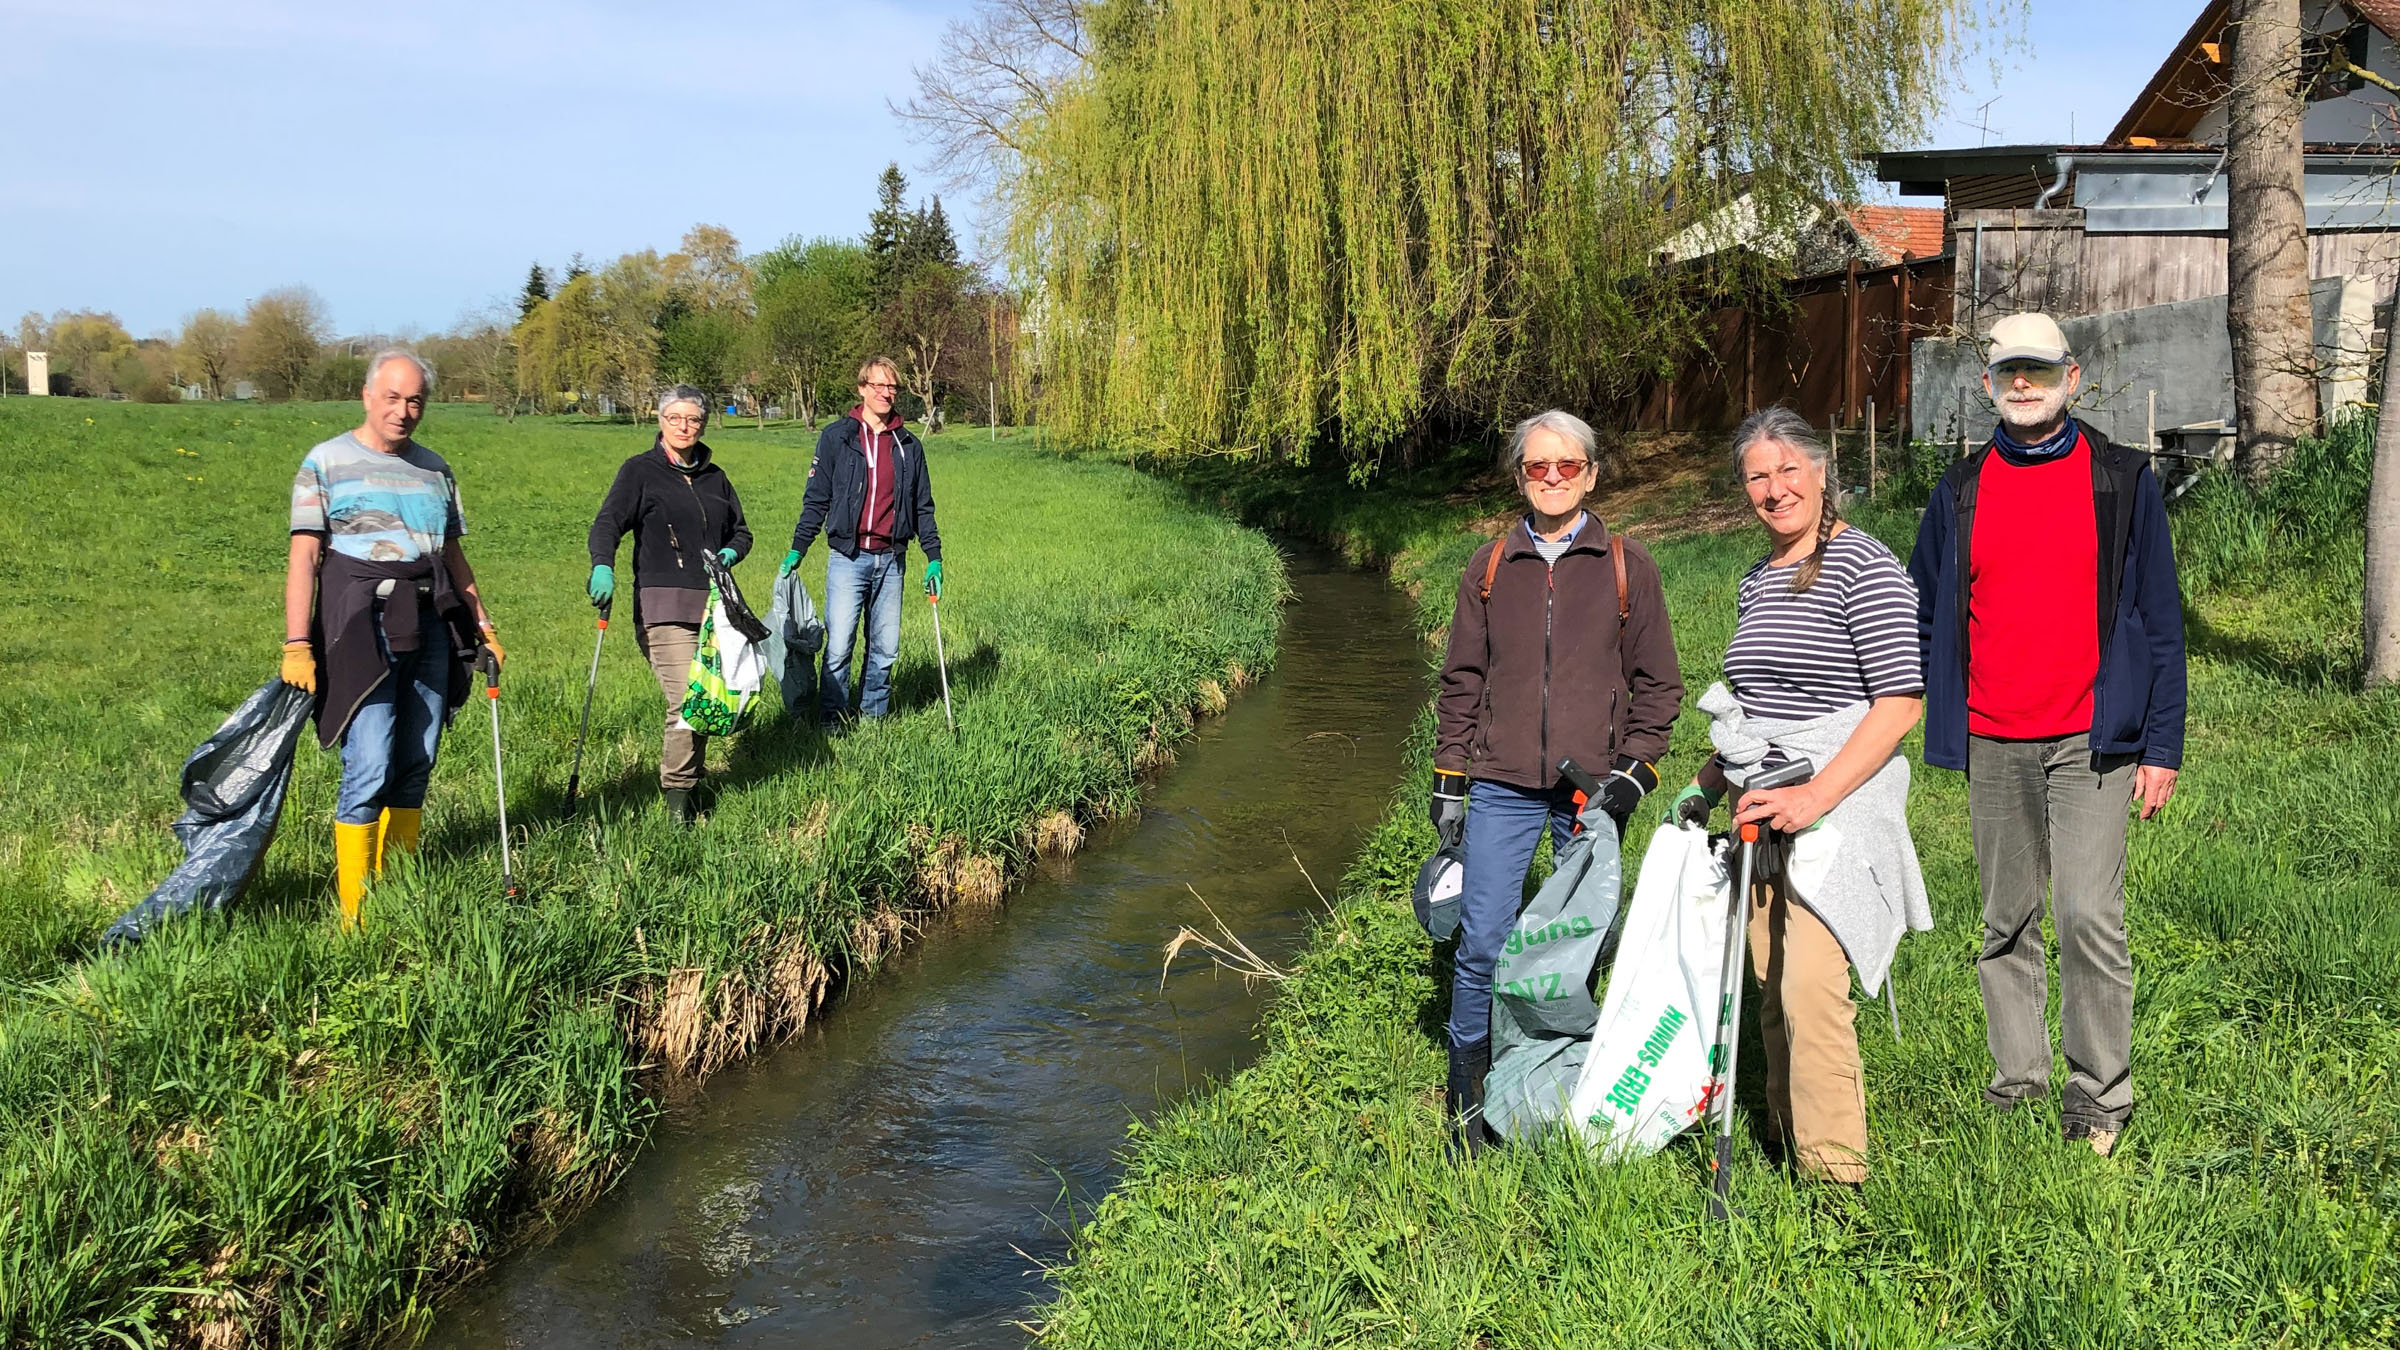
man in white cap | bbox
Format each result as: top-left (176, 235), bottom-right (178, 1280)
top-left (1905, 312), bottom-right (2187, 1157)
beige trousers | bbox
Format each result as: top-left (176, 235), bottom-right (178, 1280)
top-left (1747, 877), bottom-right (1869, 1183)
top-left (637, 622), bottom-right (705, 791)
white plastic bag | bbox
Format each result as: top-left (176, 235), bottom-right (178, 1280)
top-left (716, 593), bottom-right (766, 702)
top-left (1569, 822), bottom-right (1735, 1159)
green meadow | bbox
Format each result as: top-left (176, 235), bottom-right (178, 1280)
top-left (1037, 427), bottom-right (2400, 1346)
top-left (0, 401), bottom-right (1284, 1345)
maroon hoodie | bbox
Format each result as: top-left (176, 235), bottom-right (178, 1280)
top-left (850, 404), bottom-right (902, 551)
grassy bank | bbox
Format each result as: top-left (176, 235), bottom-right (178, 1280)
top-left (0, 401), bottom-right (1284, 1346)
top-left (1038, 428), bottom-right (2400, 1346)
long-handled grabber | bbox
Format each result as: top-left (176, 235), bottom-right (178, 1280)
top-left (563, 600), bottom-right (609, 817)
top-left (1705, 755), bottom-right (1813, 1221)
top-left (474, 646), bottom-right (519, 900)
top-left (928, 590), bottom-right (957, 740)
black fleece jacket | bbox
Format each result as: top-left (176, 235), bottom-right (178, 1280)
top-left (587, 439), bottom-right (752, 590)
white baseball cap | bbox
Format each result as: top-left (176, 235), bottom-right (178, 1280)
top-left (1986, 312), bottom-right (2072, 366)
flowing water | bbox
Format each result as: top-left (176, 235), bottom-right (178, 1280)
top-left (431, 550), bottom-right (1426, 1348)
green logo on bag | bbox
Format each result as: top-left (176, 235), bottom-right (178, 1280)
top-left (1503, 913), bottom-right (1593, 956)
top-left (1593, 1005), bottom-right (1688, 1119)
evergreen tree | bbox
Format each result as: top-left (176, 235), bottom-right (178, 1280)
top-left (865, 163), bottom-right (911, 290)
top-left (918, 197), bottom-right (960, 269)
top-left (563, 251), bottom-right (591, 284)
top-left (517, 263), bottom-right (552, 321)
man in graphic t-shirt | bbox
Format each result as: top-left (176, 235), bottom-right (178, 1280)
top-left (281, 349), bottom-right (504, 928)
top-left (1906, 312), bottom-right (2187, 1158)
top-left (779, 356), bottom-right (945, 733)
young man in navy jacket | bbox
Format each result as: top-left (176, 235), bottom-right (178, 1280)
top-left (781, 357), bottom-right (945, 732)
top-left (1907, 312), bottom-right (2187, 1159)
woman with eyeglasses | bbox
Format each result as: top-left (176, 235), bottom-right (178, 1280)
top-left (587, 384), bottom-right (753, 822)
top-left (1428, 408), bottom-right (1685, 1156)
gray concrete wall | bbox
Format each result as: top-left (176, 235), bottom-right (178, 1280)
top-left (1911, 275), bottom-right (2375, 445)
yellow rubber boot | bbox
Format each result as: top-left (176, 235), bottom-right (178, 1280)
top-left (334, 820), bottom-right (376, 930)
top-left (377, 807), bottom-right (422, 874)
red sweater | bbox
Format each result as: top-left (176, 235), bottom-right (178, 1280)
top-left (1967, 434), bottom-right (2099, 739)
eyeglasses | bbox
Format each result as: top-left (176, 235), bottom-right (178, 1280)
top-left (1987, 360), bottom-right (2068, 388)
top-left (863, 382), bottom-right (900, 393)
top-left (662, 415), bottom-right (705, 428)
top-left (1520, 458), bottom-right (1591, 484)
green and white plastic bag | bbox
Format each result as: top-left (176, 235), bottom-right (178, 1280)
top-left (1569, 821), bottom-right (1735, 1158)
top-left (1482, 802), bottom-right (1624, 1144)
top-left (680, 583), bottom-right (767, 736)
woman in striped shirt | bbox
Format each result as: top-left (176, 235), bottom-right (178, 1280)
top-left (1668, 406), bottom-right (1931, 1185)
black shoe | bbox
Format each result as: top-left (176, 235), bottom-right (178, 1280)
top-left (1444, 1038), bottom-right (1494, 1160)
top-left (661, 787), bottom-right (694, 824)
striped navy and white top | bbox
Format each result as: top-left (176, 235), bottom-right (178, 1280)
top-left (1723, 527), bottom-right (1924, 722)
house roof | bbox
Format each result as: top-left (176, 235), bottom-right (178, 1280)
top-left (2110, 0), bottom-right (2400, 144)
top-left (1846, 205), bottom-right (1946, 260)
top-left (2105, 0), bottom-right (2230, 145)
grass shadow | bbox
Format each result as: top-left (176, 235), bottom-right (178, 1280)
top-left (891, 640), bottom-right (1001, 717)
top-left (2182, 601), bottom-right (2360, 691)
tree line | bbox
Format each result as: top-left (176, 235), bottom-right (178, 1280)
top-left (6, 164), bottom-right (1015, 428)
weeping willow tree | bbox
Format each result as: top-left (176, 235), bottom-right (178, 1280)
top-left (1005, 0), bottom-right (1980, 465)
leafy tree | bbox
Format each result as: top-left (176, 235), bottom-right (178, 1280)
top-left (668, 224), bottom-right (753, 314)
top-left (515, 273), bottom-right (611, 413)
top-left (238, 287), bottom-right (330, 400)
top-left (305, 350), bottom-right (371, 401)
top-left (1008, 0), bottom-right (1979, 464)
top-left (36, 311), bottom-right (136, 396)
top-left (657, 305), bottom-right (747, 397)
top-left (518, 264), bottom-right (553, 322)
top-left (885, 260), bottom-right (975, 420)
top-left (752, 237), bottom-right (873, 426)
top-left (176, 309), bottom-right (240, 399)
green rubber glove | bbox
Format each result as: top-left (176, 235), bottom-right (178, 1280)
top-left (587, 564), bottom-right (614, 608)
top-left (779, 548), bottom-right (802, 578)
top-left (924, 558), bottom-right (944, 598)
top-left (1665, 782), bottom-right (1721, 827)
top-left (716, 547), bottom-right (738, 566)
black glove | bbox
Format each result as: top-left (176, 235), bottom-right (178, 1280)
top-left (1595, 757), bottom-right (1658, 831)
top-left (1430, 769), bottom-right (1467, 848)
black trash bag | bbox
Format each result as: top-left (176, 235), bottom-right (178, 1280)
top-left (701, 552), bottom-right (770, 644)
top-left (101, 679), bottom-right (314, 947)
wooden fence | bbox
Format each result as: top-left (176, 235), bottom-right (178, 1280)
top-left (1617, 255), bottom-right (1956, 433)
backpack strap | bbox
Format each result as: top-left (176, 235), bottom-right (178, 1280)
top-left (1613, 538), bottom-right (1629, 636)
top-left (1478, 533), bottom-right (1506, 601)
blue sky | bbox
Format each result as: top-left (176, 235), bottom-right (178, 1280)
top-left (2, 0), bottom-right (2192, 337)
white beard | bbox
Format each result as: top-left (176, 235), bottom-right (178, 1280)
top-left (1996, 384), bottom-right (2070, 431)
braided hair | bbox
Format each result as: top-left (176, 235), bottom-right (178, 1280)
top-left (1729, 406), bottom-right (1838, 594)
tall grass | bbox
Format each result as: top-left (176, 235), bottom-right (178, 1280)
top-left (0, 401), bottom-right (1285, 1346)
top-left (1035, 429), bottom-right (2400, 1347)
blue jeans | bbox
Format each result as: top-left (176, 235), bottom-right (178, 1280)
top-left (1449, 778), bottom-right (1581, 1049)
top-left (821, 548), bottom-right (904, 721)
top-left (336, 611), bottom-right (450, 825)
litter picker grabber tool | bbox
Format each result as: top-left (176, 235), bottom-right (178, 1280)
top-left (474, 646), bottom-right (519, 901)
top-left (1704, 754), bottom-right (1814, 1221)
top-left (563, 601), bottom-right (609, 818)
top-left (928, 590), bottom-right (957, 740)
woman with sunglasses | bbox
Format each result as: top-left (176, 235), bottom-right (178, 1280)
top-left (587, 384), bottom-right (753, 822)
top-left (1429, 409), bottom-right (1685, 1156)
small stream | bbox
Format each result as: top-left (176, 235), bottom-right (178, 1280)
top-left (429, 549), bottom-right (1426, 1348)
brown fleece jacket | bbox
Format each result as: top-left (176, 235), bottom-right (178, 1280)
top-left (1434, 517), bottom-right (1683, 791)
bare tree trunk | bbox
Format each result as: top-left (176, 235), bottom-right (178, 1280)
top-left (2368, 328), bottom-right (2400, 685)
top-left (2226, 0), bottom-right (2318, 483)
